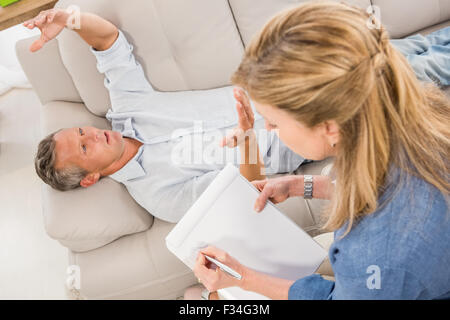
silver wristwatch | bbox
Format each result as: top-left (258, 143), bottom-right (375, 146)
top-left (304, 175), bottom-right (313, 199)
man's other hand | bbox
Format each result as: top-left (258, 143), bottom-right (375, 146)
top-left (23, 9), bottom-right (69, 52)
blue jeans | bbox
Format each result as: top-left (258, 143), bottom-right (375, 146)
top-left (391, 27), bottom-right (450, 86)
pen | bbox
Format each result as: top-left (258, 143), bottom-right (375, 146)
top-left (203, 254), bottom-right (242, 280)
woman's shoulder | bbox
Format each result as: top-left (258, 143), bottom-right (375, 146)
top-left (332, 173), bottom-right (449, 298)
top-left (383, 172), bottom-right (449, 239)
top-left (371, 172), bottom-right (448, 288)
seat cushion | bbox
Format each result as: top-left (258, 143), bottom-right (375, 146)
top-left (69, 218), bottom-right (195, 299)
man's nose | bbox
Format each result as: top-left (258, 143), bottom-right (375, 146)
top-left (87, 131), bottom-right (99, 142)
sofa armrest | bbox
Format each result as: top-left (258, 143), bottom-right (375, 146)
top-left (43, 178), bottom-right (154, 253)
top-left (16, 36), bottom-right (82, 105)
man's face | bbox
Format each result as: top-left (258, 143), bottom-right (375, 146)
top-left (53, 126), bottom-right (125, 174)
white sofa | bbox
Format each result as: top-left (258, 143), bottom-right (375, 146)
top-left (16, 0), bottom-right (450, 299)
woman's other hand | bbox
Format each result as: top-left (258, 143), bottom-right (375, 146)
top-left (252, 175), bottom-right (301, 212)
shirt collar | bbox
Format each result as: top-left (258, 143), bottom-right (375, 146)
top-left (108, 146), bottom-right (146, 183)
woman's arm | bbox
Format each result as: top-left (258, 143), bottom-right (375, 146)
top-left (252, 174), bottom-right (334, 212)
top-left (241, 267), bottom-right (294, 300)
top-left (289, 175), bottom-right (334, 200)
top-left (194, 246), bottom-right (334, 300)
top-left (238, 130), bottom-right (265, 181)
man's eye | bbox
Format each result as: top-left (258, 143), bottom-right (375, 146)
top-left (79, 128), bottom-right (84, 135)
top-left (82, 145), bottom-right (86, 153)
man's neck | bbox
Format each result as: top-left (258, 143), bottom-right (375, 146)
top-left (100, 137), bottom-right (143, 177)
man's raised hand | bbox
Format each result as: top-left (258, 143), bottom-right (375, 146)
top-left (23, 9), bottom-right (70, 52)
top-left (220, 87), bottom-right (255, 148)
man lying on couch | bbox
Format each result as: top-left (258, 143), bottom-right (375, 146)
top-left (27, 8), bottom-right (305, 223)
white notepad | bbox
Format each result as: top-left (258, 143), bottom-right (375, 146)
top-left (165, 163), bottom-right (327, 300)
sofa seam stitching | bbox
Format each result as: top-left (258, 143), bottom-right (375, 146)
top-left (226, 0), bottom-right (246, 48)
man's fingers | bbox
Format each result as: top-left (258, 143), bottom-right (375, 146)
top-left (234, 88), bottom-right (254, 126)
top-left (23, 19), bottom-right (35, 28)
top-left (235, 88), bottom-right (252, 110)
top-left (236, 102), bottom-right (250, 128)
top-left (47, 9), bottom-right (57, 23)
top-left (29, 36), bottom-right (46, 52)
top-left (34, 14), bottom-right (46, 27)
top-left (220, 134), bottom-right (237, 148)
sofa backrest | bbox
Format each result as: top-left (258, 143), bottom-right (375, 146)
top-left (54, 0), bottom-right (450, 117)
top-left (229, 0), bottom-right (371, 46)
top-left (372, 0), bottom-right (450, 39)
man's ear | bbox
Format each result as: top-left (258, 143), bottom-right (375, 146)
top-left (80, 172), bottom-right (101, 188)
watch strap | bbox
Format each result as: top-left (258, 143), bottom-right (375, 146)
top-left (304, 175), bottom-right (313, 199)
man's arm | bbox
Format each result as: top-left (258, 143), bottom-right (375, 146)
top-left (25, 8), bottom-right (154, 112)
top-left (238, 130), bottom-right (265, 181)
top-left (24, 8), bottom-right (118, 52)
top-left (72, 12), bottom-right (118, 51)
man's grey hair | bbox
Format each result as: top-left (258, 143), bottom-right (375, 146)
top-left (34, 130), bottom-right (88, 191)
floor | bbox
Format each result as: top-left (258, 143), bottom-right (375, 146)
top-left (0, 88), bottom-right (69, 299)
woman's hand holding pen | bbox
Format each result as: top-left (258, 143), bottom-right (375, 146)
top-left (193, 246), bottom-right (248, 292)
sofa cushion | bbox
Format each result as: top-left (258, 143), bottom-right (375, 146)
top-left (55, 0), bottom-right (245, 116)
top-left (15, 36), bottom-right (82, 105)
top-left (40, 101), bottom-right (153, 252)
top-left (228, 0), bottom-right (372, 47)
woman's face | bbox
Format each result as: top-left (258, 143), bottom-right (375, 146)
top-left (254, 101), bottom-right (340, 161)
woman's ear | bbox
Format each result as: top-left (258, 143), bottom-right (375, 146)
top-left (324, 120), bottom-right (340, 147)
top-left (80, 172), bottom-right (100, 188)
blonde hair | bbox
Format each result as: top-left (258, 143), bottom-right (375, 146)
top-left (232, 1), bottom-right (450, 235)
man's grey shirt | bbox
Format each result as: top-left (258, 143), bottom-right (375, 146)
top-left (90, 30), bottom-right (304, 223)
